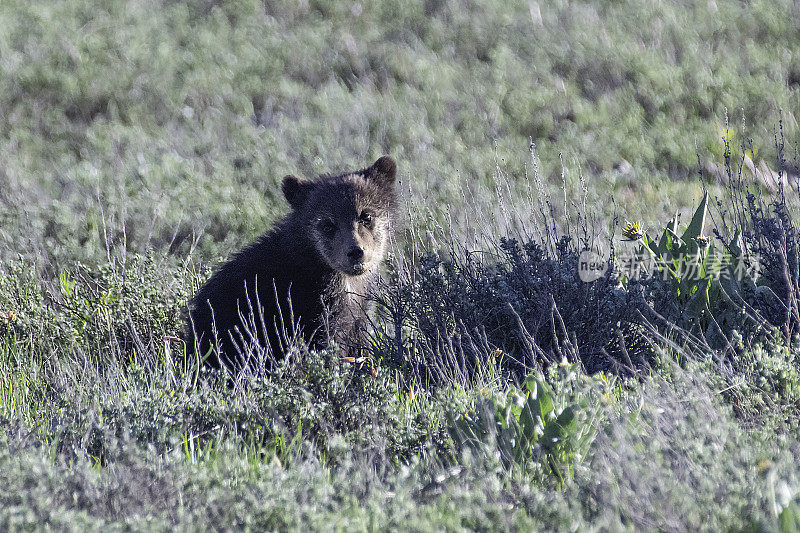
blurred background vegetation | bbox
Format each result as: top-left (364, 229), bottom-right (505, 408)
top-left (1, 0), bottom-right (798, 267)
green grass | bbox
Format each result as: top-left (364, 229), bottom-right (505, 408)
top-left (2, 0), bottom-right (800, 530)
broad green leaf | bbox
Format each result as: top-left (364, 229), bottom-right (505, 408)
top-left (519, 397), bottom-right (540, 445)
top-left (657, 228), bottom-right (684, 258)
top-left (779, 503), bottom-right (800, 533)
top-left (541, 407), bottom-right (578, 452)
top-left (687, 278), bottom-right (711, 318)
top-left (682, 191), bottom-right (709, 242)
top-left (656, 228), bottom-right (672, 256)
top-left (729, 227), bottom-right (744, 257)
top-left (668, 211), bottom-right (679, 235)
top-left (533, 379), bottom-right (555, 420)
top-left (555, 406), bottom-right (577, 431)
top-left (642, 234), bottom-right (658, 256)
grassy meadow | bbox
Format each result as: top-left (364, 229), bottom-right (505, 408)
top-left (1, 0), bottom-right (800, 530)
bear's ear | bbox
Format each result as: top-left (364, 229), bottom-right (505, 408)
top-left (282, 175), bottom-right (313, 210)
top-left (368, 156), bottom-right (396, 188)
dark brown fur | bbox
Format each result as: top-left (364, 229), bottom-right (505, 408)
top-left (185, 156), bottom-right (398, 372)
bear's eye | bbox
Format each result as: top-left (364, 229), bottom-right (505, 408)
top-left (359, 210), bottom-right (374, 228)
top-left (319, 219), bottom-right (337, 237)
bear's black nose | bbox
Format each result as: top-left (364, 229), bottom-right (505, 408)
top-left (348, 246), bottom-right (364, 262)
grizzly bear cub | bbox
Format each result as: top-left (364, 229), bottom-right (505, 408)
top-left (185, 156), bottom-right (398, 373)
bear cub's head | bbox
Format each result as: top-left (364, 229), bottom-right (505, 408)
top-left (281, 156), bottom-right (398, 276)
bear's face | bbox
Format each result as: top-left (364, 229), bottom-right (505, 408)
top-left (282, 157), bottom-right (397, 276)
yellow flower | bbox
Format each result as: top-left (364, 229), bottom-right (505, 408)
top-left (406, 388), bottom-right (414, 402)
top-left (2, 311), bottom-right (14, 324)
top-left (622, 220), bottom-right (644, 241)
